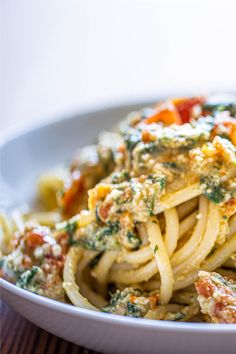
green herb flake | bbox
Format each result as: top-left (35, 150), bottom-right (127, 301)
top-left (141, 142), bottom-right (159, 155)
top-left (146, 186), bottom-right (160, 216)
top-left (16, 266), bottom-right (39, 288)
top-left (126, 231), bottom-right (141, 249)
top-left (173, 312), bottom-right (185, 321)
top-left (101, 221), bottom-right (120, 237)
top-left (154, 245), bottom-right (158, 254)
top-left (64, 221), bottom-right (78, 245)
top-left (203, 101), bottom-right (236, 116)
top-left (200, 175), bottom-right (226, 204)
top-left (123, 129), bottom-right (142, 152)
top-left (126, 301), bottom-right (141, 317)
top-left (0, 258), bottom-right (5, 268)
top-left (162, 162), bottom-right (178, 169)
top-left (147, 175), bottom-right (167, 191)
top-left (102, 288), bottom-right (150, 318)
top-left (79, 221), bottom-right (121, 252)
top-left (111, 171), bottom-right (130, 184)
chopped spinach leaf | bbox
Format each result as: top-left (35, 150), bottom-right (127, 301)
top-left (126, 301), bottom-right (141, 317)
top-left (123, 129), bottom-right (142, 152)
top-left (200, 175), bottom-right (226, 204)
top-left (173, 312), bottom-right (185, 321)
top-left (111, 171), bottom-right (130, 184)
top-left (16, 266), bottom-right (39, 288)
top-left (64, 220), bottom-right (78, 245)
top-left (79, 221), bottom-right (120, 252)
top-left (162, 162), bottom-right (178, 169)
top-left (100, 221), bottom-right (120, 236)
top-left (139, 142), bottom-right (162, 155)
top-left (147, 175), bottom-right (167, 190)
top-left (126, 231), bottom-right (141, 249)
top-left (102, 287), bottom-right (153, 318)
top-left (203, 101), bottom-right (236, 116)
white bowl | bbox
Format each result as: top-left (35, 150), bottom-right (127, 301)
top-left (1, 101), bottom-right (236, 354)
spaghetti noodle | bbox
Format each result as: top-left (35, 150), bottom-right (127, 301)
top-left (1, 94), bottom-right (236, 323)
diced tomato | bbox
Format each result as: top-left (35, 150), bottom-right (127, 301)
top-left (224, 198), bottom-right (236, 218)
top-left (142, 130), bottom-right (156, 143)
top-left (214, 302), bottom-right (224, 318)
top-left (143, 102), bottom-right (182, 126)
top-left (129, 295), bottom-right (137, 304)
top-left (99, 203), bottom-right (112, 221)
top-left (213, 300), bottom-right (236, 324)
top-left (212, 120), bottom-right (236, 145)
top-left (172, 96), bottom-right (206, 123)
top-left (143, 97), bottom-right (205, 125)
top-left (25, 231), bottom-right (44, 249)
top-left (195, 278), bottom-right (214, 298)
top-left (148, 294), bottom-right (159, 309)
top-left (228, 122), bottom-right (236, 145)
top-left (61, 171), bottom-right (84, 215)
top-left (118, 144), bottom-right (125, 153)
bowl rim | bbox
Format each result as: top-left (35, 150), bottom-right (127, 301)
top-left (0, 96), bottom-right (161, 148)
top-left (1, 98), bottom-right (236, 333)
top-left (1, 278), bottom-right (236, 332)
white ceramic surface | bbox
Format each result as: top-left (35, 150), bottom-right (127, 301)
top-left (1, 102), bottom-right (236, 354)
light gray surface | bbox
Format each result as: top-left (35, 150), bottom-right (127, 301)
top-left (0, 103), bottom-right (236, 354)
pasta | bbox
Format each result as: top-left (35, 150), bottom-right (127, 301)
top-left (1, 94), bottom-right (236, 323)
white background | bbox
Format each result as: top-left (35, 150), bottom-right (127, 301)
top-left (1, 0), bottom-right (236, 131)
